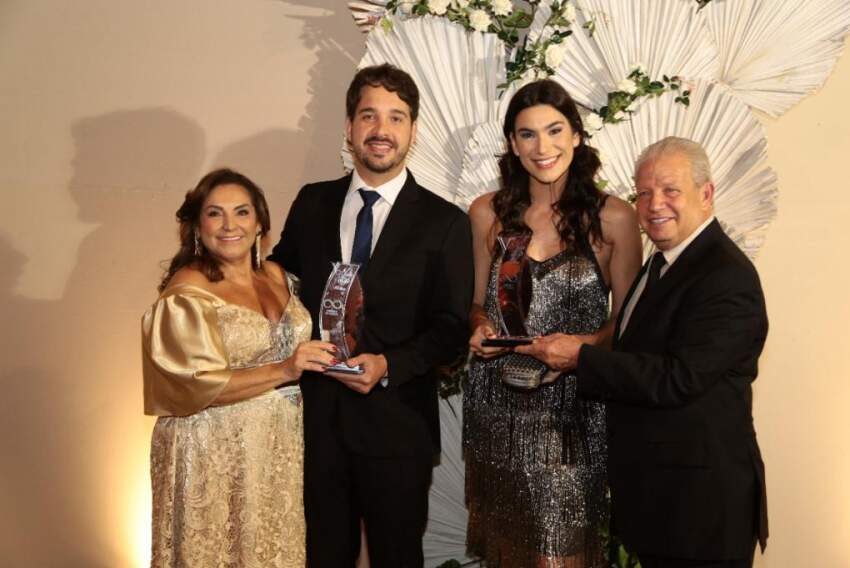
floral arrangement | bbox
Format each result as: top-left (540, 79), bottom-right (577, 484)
top-left (584, 66), bottom-right (690, 135)
top-left (382, 1), bottom-right (588, 87)
top-left (383, 0), bottom-right (535, 45)
top-left (381, 1), bottom-right (688, 129)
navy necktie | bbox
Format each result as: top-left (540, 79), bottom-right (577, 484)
top-left (351, 189), bottom-right (381, 266)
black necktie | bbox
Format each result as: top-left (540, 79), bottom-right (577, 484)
top-left (351, 189), bottom-right (381, 266)
top-left (644, 251), bottom-right (667, 292)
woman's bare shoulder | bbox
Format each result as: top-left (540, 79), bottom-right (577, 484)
top-left (468, 192), bottom-right (498, 227)
top-left (600, 194), bottom-right (637, 224)
top-left (162, 266), bottom-right (211, 293)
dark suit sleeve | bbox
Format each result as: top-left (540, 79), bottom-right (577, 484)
top-left (268, 186), bottom-right (307, 278)
top-left (577, 262), bottom-right (767, 407)
top-left (383, 211), bottom-right (473, 388)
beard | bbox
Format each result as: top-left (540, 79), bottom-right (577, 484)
top-left (351, 136), bottom-right (410, 175)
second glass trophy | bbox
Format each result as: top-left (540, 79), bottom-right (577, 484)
top-left (482, 233), bottom-right (534, 348)
top-left (319, 262), bottom-right (366, 375)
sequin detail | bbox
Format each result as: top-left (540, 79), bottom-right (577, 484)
top-left (463, 245), bottom-right (610, 567)
top-left (150, 282), bottom-right (311, 567)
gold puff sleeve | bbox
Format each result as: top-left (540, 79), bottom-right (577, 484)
top-left (142, 286), bottom-right (232, 416)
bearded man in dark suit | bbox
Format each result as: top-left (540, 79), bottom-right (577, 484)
top-left (269, 64), bottom-right (473, 567)
top-left (518, 136), bottom-right (768, 567)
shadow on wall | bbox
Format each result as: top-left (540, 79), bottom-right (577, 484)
top-left (0, 3), bottom-right (366, 565)
top-left (0, 108), bottom-right (205, 566)
top-left (212, 0), bottom-right (365, 218)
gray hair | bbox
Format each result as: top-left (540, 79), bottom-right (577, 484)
top-left (634, 136), bottom-right (712, 186)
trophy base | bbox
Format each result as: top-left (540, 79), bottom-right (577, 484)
top-left (482, 336), bottom-right (533, 347)
top-left (326, 362), bottom-right (364, 375)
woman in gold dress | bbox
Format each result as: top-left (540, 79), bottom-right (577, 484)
top-left (142, 169), bottom-right (336, 567)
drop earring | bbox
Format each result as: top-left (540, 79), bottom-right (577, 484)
top-left (254, 233), bottom-right (262, 268)
top-left (194, 232), bottom-right (201, 256)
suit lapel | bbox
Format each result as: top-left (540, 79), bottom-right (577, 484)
top-left (363, 173), bottom-right (422, 278)
top-left (614, 258), bottom-right (649, 348)
top-left (322, 175), bottom-right (350, 264)
top-left (619, 220), bottom-right (723, 344)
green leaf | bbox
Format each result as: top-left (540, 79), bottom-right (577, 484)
top-left (380, 17), bottom-right (394, 32)
top-left (503, 10), bottom-right (534, 28)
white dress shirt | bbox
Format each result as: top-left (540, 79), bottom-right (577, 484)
top-left (340, 168), bottom-right (408, 262)
top-left (619, 215), bottom-right (716, 337)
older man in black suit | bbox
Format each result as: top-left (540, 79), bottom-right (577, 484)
top-left (269, 64), bottom-right (473, 567)
top-left (518, 136), bottom-right (768, 567)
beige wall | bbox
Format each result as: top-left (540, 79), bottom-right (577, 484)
top-left (0, 1), bottom-right (847, 566)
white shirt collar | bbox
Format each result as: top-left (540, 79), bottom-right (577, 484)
top-left (347, 168), bottom-right (408, 206)
top-left (658, 215), bottom-right (715, 267)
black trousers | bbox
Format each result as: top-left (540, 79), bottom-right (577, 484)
top-left (639, 541), bottom-right (757, 568)
top-left (303, 424), bottom-right (433, 568)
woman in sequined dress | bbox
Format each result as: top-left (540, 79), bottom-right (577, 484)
top-left (463, 81), bottom-right (643, 567)
top-left (142, 169), bottom-right (336, 567)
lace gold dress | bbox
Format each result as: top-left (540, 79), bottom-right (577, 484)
top-left (142, 280), bottom-right (310, 567)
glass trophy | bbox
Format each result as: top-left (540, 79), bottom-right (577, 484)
top-left (319, 263), bottom-right (365, 375)
top-left (488, 234), bottom-right (546, 389)
top-left (482, 233), bottom-right (533, 348)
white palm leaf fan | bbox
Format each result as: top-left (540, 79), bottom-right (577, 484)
top-left (343, 16), bottom-right (507, 203)
top-left (347, 0), bottom-right (390, 34)
top-left (701, 0), bottom-right (850, 117)
top-left (591, 79), bottom-right (778, 259)
top-left (524, 0), bottom-right (719, 110)
top-left (454, 120), bottom-right (505, 209)
top-left (423, 395), bottom-right (478, 567)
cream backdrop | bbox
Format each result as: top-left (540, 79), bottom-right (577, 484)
top-left (0, 1), bottom-right (847, 566)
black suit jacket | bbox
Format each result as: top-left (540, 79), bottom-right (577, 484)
top-left (269, 172), bottom-right (473, 457)
top-left (577, 220), bottom-right (768, 560)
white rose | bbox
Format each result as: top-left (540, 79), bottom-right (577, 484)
top-left (544, 43), bottom-right (568, 69)
top-left (561, 3), bottom-right (577, 23)
top-left (428, 0), bottom-right (450, 15)
top-left (492, 0), bottom-right (513, 16)
top-left (617, 78), bottom-right (637, 94)
top-left (613, 110), bottom-right (626, 121)
top-left (584, 112), bottom-right (603, 132)
top-left (626, 100), bottom-right (638, 113)
top-left (452, 0), bottom-right (470, 7)
top-left (629, 61), bottom-right (645, 75)
top-left (398, 1), bottom-right (415, 15)
top-left (468, 9), bottom-right (492, 32)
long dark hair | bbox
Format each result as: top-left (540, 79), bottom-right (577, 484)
top-left (158, 168), bottom-right (271, 292)
top-left (492, 79), bottom-right (604, 251)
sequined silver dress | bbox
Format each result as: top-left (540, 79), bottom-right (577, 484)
top-left (463, 242), bottom-right (609, 567)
